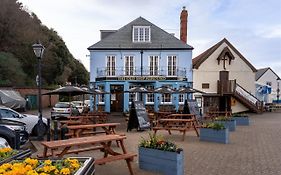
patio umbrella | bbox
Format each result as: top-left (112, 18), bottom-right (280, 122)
top-left (153, 86), bottom-right (175, 94)
top-left (175, 87), bottom-right (205, 94)
top-left (43, 85), bottom-right (92, 96)
top-left (125, 86), bottom-right (152, 102)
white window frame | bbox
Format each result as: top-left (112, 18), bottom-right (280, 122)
top-left (97, 85), bottom-right (105, 104)
top-left (167, 55), bottom-right (177, 76)
top-left (146, 85), bottom-right (154, 104)
top-left (161, 85), bottom-right (172, 104)
top-left (149, 55), bottom-right (159, 76)
top-left (124, 55), bottom-right (134, 76)
top-left (132, 26), bottom-right (151, 43)
top-left (106, 55), bottom-right (116, 76)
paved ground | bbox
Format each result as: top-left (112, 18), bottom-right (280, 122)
top-left (27, 109), bottom-right (281, 175)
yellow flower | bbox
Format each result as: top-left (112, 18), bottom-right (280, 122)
top-left (42, 165), bottom-right (51, 173)
top-left (60, 168), bottom-right (70, 175)
top-left (44, 159), bottom-right (52, 165)
top-left (0, 163), bottom-right (12, 170)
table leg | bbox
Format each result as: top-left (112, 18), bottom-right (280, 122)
top-left (57, 146), bottom-right (71, 158)
top-left (193, 121), bottom-right (199, 137)
top-left (119, 140), bottom-right (134, 175)
top-left (43, 146), bottom-right (48, 158)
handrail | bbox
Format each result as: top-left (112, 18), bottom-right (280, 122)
top-left (235, 83), bottom-right (260, 105)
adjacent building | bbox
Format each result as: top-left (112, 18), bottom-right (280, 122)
top-left (88, 8), bottom-right (193, 112)
top-left (255, 67), bottom-right (280, 104)
top-left (192, 38), bottom-right (263, 114)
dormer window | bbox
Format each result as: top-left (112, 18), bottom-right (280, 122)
top-left (132, 26), bottom-right (151, 42)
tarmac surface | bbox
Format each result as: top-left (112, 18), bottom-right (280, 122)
top-left (27, 109), bottom-right (281, 175)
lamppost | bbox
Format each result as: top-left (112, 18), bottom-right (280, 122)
top-left (32, 42), bottom-right (45, 140)
top-left (277, 77), bottom-right (280, 104)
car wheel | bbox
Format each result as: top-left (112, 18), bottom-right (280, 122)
top-left (32, 123), bottom-right (47, 136)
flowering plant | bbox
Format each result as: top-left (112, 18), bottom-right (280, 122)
top-left (0, 157), bottom-right (81, 175)
top-left (139, 133), bottom-right (182, 153)
top-left (0, 147), bottom-right (17, 161)
top-left (202, 122), bottom-right (225, 130)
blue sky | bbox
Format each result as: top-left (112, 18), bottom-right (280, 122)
top-left (19, 0), bottom-right (281, 76)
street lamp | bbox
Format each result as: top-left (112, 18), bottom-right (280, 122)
top-left (32, 42), bottom-right (45, 140)
top-left (277, 77), bottom-right (280, 104)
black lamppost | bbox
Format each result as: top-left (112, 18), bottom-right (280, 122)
top-left (32, 42), bottom-right (45, 140)
top-left (277, 77), bottom-right (280, 104)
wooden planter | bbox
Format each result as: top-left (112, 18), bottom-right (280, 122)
top-left (0, 149), bottom-right (32, 165)
top-left (139, 147), bottom-right (184, 175)
top-left (214, 120), bottom-right (236, 131)
top-left (233, 116), bottom-right (250, 125)
top-left (200, 128), bottom-right (229, 144)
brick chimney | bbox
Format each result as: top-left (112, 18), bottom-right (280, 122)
top-left (180, 6), bottom-right (188, 43)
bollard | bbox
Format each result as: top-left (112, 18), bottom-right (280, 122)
top-left (14, 130), bottom-right (21, 150)
top-left (61, 126), bottom-right (68, 140)
top-left (53, 120), bottom-right (59, 140)
top-left (47, 118), bottom-right (51, 141)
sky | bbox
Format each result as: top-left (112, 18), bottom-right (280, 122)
top-left (19, 0), bottom-right (281, 77)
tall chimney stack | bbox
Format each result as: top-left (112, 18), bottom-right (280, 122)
top-left (180, 6), bottom-right (188, 43)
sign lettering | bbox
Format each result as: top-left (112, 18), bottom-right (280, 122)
top-left (117, 76), bottom-right (166, 81)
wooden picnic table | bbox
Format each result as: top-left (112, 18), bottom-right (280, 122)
top-left (66, 123), bottom-right (121, 138)
top-left (67, 114), bottom-right (107, 124)
top-left (40, 135), bottom-right (136, 175)
top-left (153, 116), bottom-right (199, 141)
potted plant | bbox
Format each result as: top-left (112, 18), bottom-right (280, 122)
top-left (200, 122), bottom-right (229, 144)
top-left (0, 157), bottom-right (95, 175)
top-left (0, 148), bottom-right (31, 165)
top-left (139, 134), bottom-right (184, 175)
top-left (214, 116), bottom-right (236, 131)
top-left (232, 113), bottom-right (250, 125)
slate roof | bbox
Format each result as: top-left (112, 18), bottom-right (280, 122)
top-left (192, 38), bottom-right (257, 72)
top-left (255, 67), bottom-right (280, 81)
top-left (88, 17), bottom-right (193, 50)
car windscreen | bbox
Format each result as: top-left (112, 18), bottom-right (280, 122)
top-left (54, 103), bottom-right (71, 108)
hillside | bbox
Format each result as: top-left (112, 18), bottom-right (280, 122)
top-left (0, 0), bottom-right (89, 87)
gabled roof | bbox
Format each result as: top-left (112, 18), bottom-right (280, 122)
top-left (88, 17), bottom-right (193, 50)
top-left (192, 38), bottom-right (257, 72)
top-left (255, 67), bottom-right (280, 81)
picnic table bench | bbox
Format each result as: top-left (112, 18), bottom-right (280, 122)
top-left (40, 135), bottom-right (137, 175)
top-left (153, 114), bottom-right (199, 141)
top-left (66, 123), bottom-right (121, 138)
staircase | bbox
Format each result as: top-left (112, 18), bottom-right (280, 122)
top-left (217, 80), bottom-right (263, 113)
top-left (233, 83), bottom-right (263, 113)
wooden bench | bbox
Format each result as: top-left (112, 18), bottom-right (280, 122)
top-left (153, 118), bottom-right (199, 141)
top-left (40, 135), bottom-right (136, 175)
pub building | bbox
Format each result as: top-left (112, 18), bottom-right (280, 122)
top-left (88, 7), bottom-right (194, 113)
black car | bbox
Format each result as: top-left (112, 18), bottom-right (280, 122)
top-left (0, 119), bottom-right (29, 149)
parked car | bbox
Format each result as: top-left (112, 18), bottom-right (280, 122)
top-left (0, 119), bottom-right (29, 148)
top-left (0, 137), bottom-right (10, 148)
top-left (0, 106), bottom-right (47, 136)
top-left (51, 102), bottom-right (80, 120)
top-left (71, 101), bottom-right (84, 113)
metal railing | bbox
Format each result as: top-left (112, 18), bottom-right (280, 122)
top-left (96, 66), bottom-right (187, 77)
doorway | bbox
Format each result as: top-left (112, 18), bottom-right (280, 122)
top-left (110, 85), bottom-right (124, 112)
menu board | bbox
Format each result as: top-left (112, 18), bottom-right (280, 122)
top-left (134, 101), bottom-right (150, 129)
top-left (187, 99), bottom-right (202, 120)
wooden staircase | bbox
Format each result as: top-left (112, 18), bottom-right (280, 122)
top-left (218, 80), bottom-right (263, 113)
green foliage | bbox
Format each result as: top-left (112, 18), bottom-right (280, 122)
top-left (214, 116), bottom-right (234, 121)
top-left (0, 0), bottom-right (89, 87)
top-left (0, 52), bottom-right (27, 86)
top-left (232, 113), bottom-right (248, 117)
top-left (202, 122), bottom-right (226, 130)
top-left (139, 133), bottom-right (182, 152)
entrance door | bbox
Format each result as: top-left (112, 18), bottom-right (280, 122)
top-left (110, 85), bottom-right (124, 112)
top-left (219, 96), bottom-right (231, 112)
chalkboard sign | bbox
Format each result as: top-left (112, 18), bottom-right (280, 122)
top-left (187, 99), bottom-right (202, 120)
top-left (127, 101), bottom-right (150, 131)
top-left (134, 101), bottom-right (150, 130)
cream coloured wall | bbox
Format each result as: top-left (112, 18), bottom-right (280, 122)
top-left (193, 40), bottom-right (256, 112)
top-left (193, 42), bottom-right (255, 94)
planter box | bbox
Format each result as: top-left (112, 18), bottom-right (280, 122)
top-left (0, 149), bottom-right (32, 165)
top-left (139, 147), bottom-right (184, 175)
top-left (200, 128), bottom-right (229, 144)
top-left (233, 117), bottom-right (250, 126)
top-left (214, 120), bottom-right (236, 131)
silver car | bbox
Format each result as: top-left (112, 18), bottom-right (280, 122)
top-left (51, 102), bottom-right (80, 120)
top-left (0, 106), bottom-right (47, 136)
